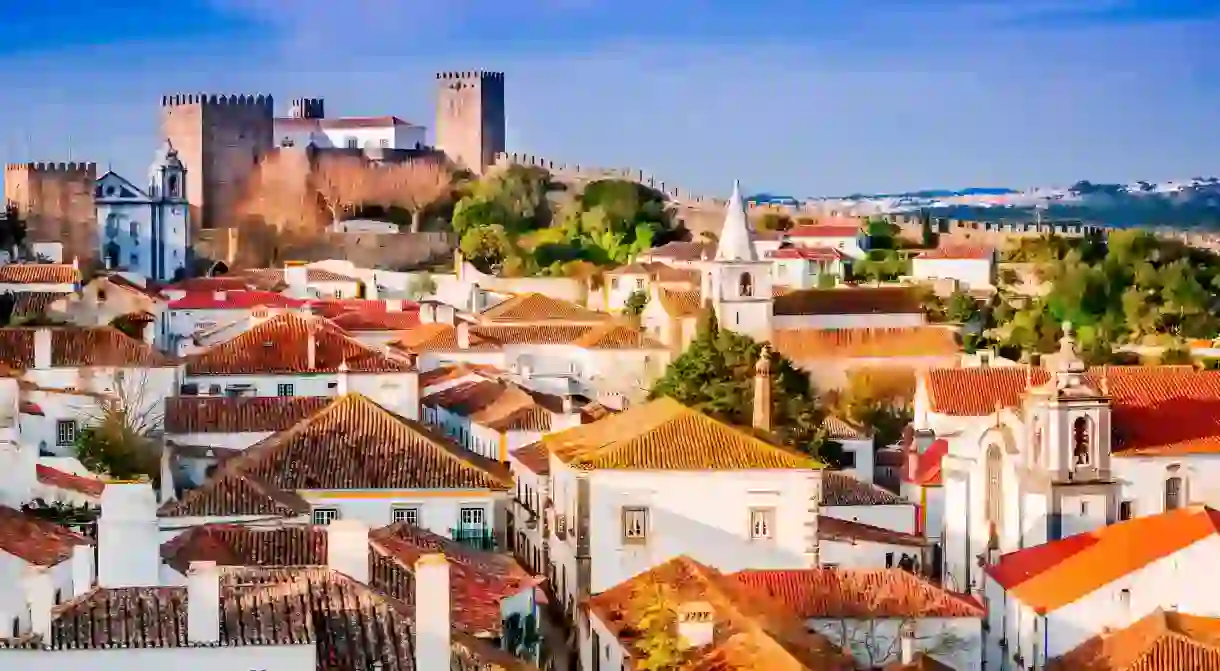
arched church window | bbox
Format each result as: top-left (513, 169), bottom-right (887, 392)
top-left (739, 272), bottom-right (753, 297)
top-left (1165, 476), bottom-right (1184, 511)
top-left (1072, 416), bottom-right (1092, 466)
top-left (985, 443), bottom-right (1004, 549)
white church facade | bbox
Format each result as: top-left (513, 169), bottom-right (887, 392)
top-left (94, 140), bottom-right (191, 282)
top-left (700, 180), bottom-right (775, 342)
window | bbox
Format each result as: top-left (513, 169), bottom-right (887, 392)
top-left (1165, 476), bottom-right (1184, 511)
top-left (345, 136), bottom-right (359, 149)
top-left (379, 138), bottom-right (390, 148)
top-left (1119, 500), bottom-right (1134, 520)
top-left (129, 221), bottom-right (139, 237)
top-left (984, 443), bottom-right (1003, 549)
top-left (622, 506), bottom-right (648, 544)
top-left (611, 278), bottom-right (620, 290)
top-left (635, 278), bottom-right (644, 290)
top-left (1080, 500), bottom-right (1089, 515)
top-left (281, 136), bottom-right (295, 147)
top-left (460, 507), bottom-right (485, 528)
top-left (392, 506), bottom-right (420, 526)
top-left (56, 420), bottom-right (77, 447)
top-left (738, 272), bottom-right (753, 297)
top-left (1119, 588), bottom-right (1131, 608)
top-left (129, 253), bottom-right (139, 267)
top-left (54, 589), bottom-right (61, 605)
top-left (885, 552), bottom-right (895, 568)
top-left (592, 631), bottom-right (601, 671)
top-left (1032, 423), bottom-right (1043, 465)
top-left (749, 507), bottom-right (775, 540)
top-left (277, 383), bottom-right (295, 397)
top-left (839, 450), bottom-right (856, 468)
top-left (312, 508), bottom-right (340, 525)
top-left (1072, 416), bottom-right (1092, 466)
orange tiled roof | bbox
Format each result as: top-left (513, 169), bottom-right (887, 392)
top-left (544, 396), bottom-right (821, 471)
top-left (609, 261), bottom-right (699, 284)
top-left (570, 322), bottom-right (666, 349)
top-left (329, 309), bottom-right (421, 332)
top-left (925, 366), bottom-right (1220, 456)
top-left (0, 326), bottom-right (173, 369)
top-left (102, 273), bottom-right (165, 299)
top-left (820, 471), bottom-right (904, 506)
top-left (1048, 609), bottom-right (1220, 671)
top-left (160, 522), bottom-right (539, 637)
top-left (0, 263), bottom-right (79, 284)
top-left (0, 504), bottom-right (92, 566)
top-left (393, 322), bottom-right (664, 353)
top-left (509, 441), bottom-right (550, 475)
top-left (641, 241), bottom-right (714, 262)
top-left (773, 327), bottom-right (959, 361)
top-left (986, 506), bottom-right (1220, 614)
top-left (817, 516), bottom-right (926, 548)
top-left (185, 312), bottom-right (412, 375)
top-left (419, 362), bottom-right (504, 388)
top-left (163, 276), bottom-right (253, 292)
top-left (586, 556), bottom-right (855, 671)
top-left (823, 416), bottom-right (870, 441)
top-left (733, 568), bottom-right (983, 619)
top-left (35, 464), bottom-right (105, 498)
top-left (422, 378), bottom-right (563, 432)
top-left (11, 291), bottom-right (70, 319)
top-left (243, 267), bottom-right (361, 286)
top-left (159, 393), bottom-right (512, 518)
top-left (915, 244), bottom-right (995, 261)
top-left (478, 292), bottom-right (611, 325)
top-left (164, 396), bottom-right (331, 434)
top-left (658, 288), bottom-right (704, 319)
top-left (773, 287), bottom-right (924, 317)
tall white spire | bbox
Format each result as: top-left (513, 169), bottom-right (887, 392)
top-left (715, 180), bottom-right (758, 261)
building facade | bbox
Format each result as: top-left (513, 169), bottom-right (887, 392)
top-left (95, 142), bottom-right (191, 282)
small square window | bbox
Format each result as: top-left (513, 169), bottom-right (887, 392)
top-left (1119, 500), bottom-right (1134, 520)
top-left (839, 450), bottom-right (857, 468)
top-left (460, 507), bottom-right (485, 527)
top-left (56, 420), bottom-right (77, 447)
top-left (749, 507), bottom-right (776, 540)
top-left (392, 506), bottom-right (419, 526)
top-left (379, 138), bottom-right (390, 148)
top-left (622, 507), bottom-right (648, 545)
top-left (278, 383), bottom-right (294, 397)
top-left (312, 508), bottom-right (340, 525)
top-left (345, 136), bottom-right (358, 149)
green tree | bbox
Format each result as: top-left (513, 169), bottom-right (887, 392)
top-left (74, 380), bottom-right (161, 481)
top-left (631, 583), bottom-right (683, 671)
top-left (459, 225), bottom-right (513, 274)
top-left (649, 312), bottom-right (834, 463)
top-left (826, 368), bottom-right (915, 449)
top-left (757, 212), bottom-right (792, 232)
top-left (624, 289), bottom-right (649, 317)
top-left (945, 291), bottom-right (980, 324)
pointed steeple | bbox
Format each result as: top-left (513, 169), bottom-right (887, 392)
top-left (715, 180), bottom-right (758, 262)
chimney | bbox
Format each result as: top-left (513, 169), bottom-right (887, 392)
top-left (385, 299), bottom-right (402, 313)
top-left (159, 445), bottom-right (176, 503)
top-left (70, 543), bottom-right (93, 597)
top-left (914, 429), bottom-right (936, 454)
top-left (306, 325), bottom-right (317, 370)
top-left (676, 601), bottom-right (715, 649)
top-left (456, 321), bottom-right (470, 350)
top-left (899, 623), bottom-right (917, 664)
top-left (337, 359), bottom-right (349, 396)
top-left (284, 263), bottom-right (307, 291)
top-left (98, 481), bottom-right (160, 587)
top-left (71, 256), bottom-right (79, 270)
top-left (26, 566), bottom-right (55, 640)
top-left (213, 290), bottom-right (226, 302)
top-left (33, 328), bottom-right (52, 370)
top-left (562, 394), bottom-right (574, 414)
top-left (326, 518), bottom-right (369, 584)
top-left (435, 303), bottom-right (455, 324)
top-left (186, 561), bottom-right (221, 644)
top-left (414, 553), bottom-right (451, 671)
top-left (752, 345), bottom-right (773, 433)
top-left (420, 302), bottom-right (437, 323)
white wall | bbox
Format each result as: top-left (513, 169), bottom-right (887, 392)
top-left (822, 504), bottom-right (916, 534)
top-left (819, 538), bottom-right (923, 570)
top-left (0, 645), bottom-right (314, 671)
top-left (297, 491), bottom-right (504, 540)
top-left (811, 616), bottom-right (981, 671)
top-left (912, 258), bottom-right (994, 290)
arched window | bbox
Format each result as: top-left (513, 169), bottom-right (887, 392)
top-left (1072, 416), bottom-right (1091, 466)
top-left (1165, 476), bottom-right (1184, 511)
top-left (985, 443), bottom-right (1004, 549)
top-left (739, 272), bottom-right (753, 297)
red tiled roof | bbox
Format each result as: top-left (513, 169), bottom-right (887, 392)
top-left (243, 267), bottom-right (361, 287)
top-left (423, 378), bottom-right (563, 432)
top-left (986, 506), bottom-right (1220, 614)
top-left (733, 568), bottom-right (983, 619)
top-left (419, 363), bottom-right (504, 389)
top-left (330, 310), bottom-right (421, 332)
top-left (509, 442), bottom-right (550, 475)
top-left (0, 326), bottom-right (173, 368)
top-left (767, 247), bottom-right (847, 261)
top-left (35, 464), bottom-right (105, 498)
top-left (817, 516), bottom-right (927, 548)
top-left (1048, 609), bottom-right (1220, 671)
top-left (0, 504), bottom-right (92, 566)
top-left (394, 322), bottom-right (665, 353)
top-left (164, 396), bottom-right (331, 434)
top-left (163, 276), bottom-right (252, 292)
top-left (168, 290), bottom-right (306, 310)
top-left (277, 115), bottom-right (418, 129)
top-left (103, 273), bottom-right (164, 299)
top-left (185, 312), bottom-right (411, 375)
top-left (925, 366), bottom-right (1220, 456)
top-left (0, 263), bottom-right (79, 284)
top-left (916, 244), bottom-right (995, 261)
top-left (904, 439), bottom-right (948, 486)
top-left (311, 299), bottom-right (417, 318)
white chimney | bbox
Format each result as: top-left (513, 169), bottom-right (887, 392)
top-left (70, 543), bottom-right (93, 597)
top-left (899, 623), bottom-right (917, 664)
top-left (456, 321), bottom-right (470, 350)
top-left (562, 394), bottom-right (574, 414)
top-left (386, 299), bottom-right (402, 313)
top-left (336, 359), bottom-right (349, 396)
top-left (306, 326), bottom-right (317, 370)
top-left (213, 290), bottom-right (226, 302)
top-left (25, 566), bottom-right (55, 639)
top-left (326, 518), bottom-right (369, 584)
top-left (414, 553), bottom-right (451, 671)
top-left (284, 263), bottom-right (307, 290)
top-left (676, 601), bottom-right (715, 649)
top-left (420, 303), bottom-right (437, 323)
top-left (33, 328), bottom-right (52, 370)
top-left (187, 561), bottom-right (221, 644)
top-left (159, 445), bottom-right (176, 503)
top-left (436, 304), bottom-right (455, 325)
top-left (98, 481), bottom-right (160, 587)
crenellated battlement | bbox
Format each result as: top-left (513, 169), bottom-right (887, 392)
top-left (435, 71), bottom-right (505, 81)
top-left (4, 161), bottom-right (97, 174)
top-left (288, 97), bottom-right (325, 119)
top-left (160, 93), bottom-right (274, 109)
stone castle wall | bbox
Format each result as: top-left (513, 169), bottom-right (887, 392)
top-left (3, 162), bottom-right (98, 265)
top-left (195, 227), bottom-right (454, 272)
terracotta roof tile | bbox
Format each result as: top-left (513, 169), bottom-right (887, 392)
top-left (102, 273), bottom-right (164, 299)
top-left (817, 516), bottom-right (926, 548)
top-left (986, 506), bottom-right (1220, 614)
top-left (773, 327), bottom-right (959, 361)
top-left (925, 366), bottom-right (1220, 456)
top-left (160, 394), bottom-right (512, 518)
top-left (773, 287), bottom-right (924, 317)
top-left (0, 326), bottom-right (173, 369)
top-left (0, 264), bottom-right (79, 284)
top-left (34, 465), bottom-right (105, 498)
top-left (164, 276), bottom-right (252, 292)
top-left (330, 309), bottom-right (421, 332)
top-left (311, 298), bottom-right (416, 318)
top-left (641, 241), bottom-right (714, 261)
top-left (1049, 609), bottom-right (1220, 671)
top-left (164, 396), bottom-right (330, 434)
top-left (423, 378), bottom-right (563, 432)
top-left (0, 505), bottom-right (92, 566)
top-left (915, 244), bottom-right (995, 261)
top-left (243, 267), bottom-right (361, 285)
top-left (478, 293), bottom-right (610, 325)
top-left (509, 442), bottom-right (550, 475)
top-left (394, 322), bottom-right (663, 353)
top-left (167, 289), bottom-right (306, 310)
top-left (420, 362), bottom-right (504, 388)
top-left (10, 291), bottom-right (70, 318)
top-left (820, 472), bottom-right (904, 506)
top-left (609, 261), bottom-right (699, 284)
top-left (0, 564), bottom-right (528, 669)
top-left (587, 556), bottom-right (855, 671)
top-left (732, 568), bottom-right (983, 619)
top-left (570, 323), bottom-right (666, 349)
top-left (657, 288), bottom-right (704, 319)
top-left (822, 416), bottom-right (870, 441)
top-left (545, 397), bottom-right (821, 471)
top-left (185, 312), bottom-right (412, 375)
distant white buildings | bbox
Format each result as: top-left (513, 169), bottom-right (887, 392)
top-left (94, 141), bottom-right (190, 283)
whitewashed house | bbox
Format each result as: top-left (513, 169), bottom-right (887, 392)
top-left (824, 417), bottom-right (876, 483)
top-left (0, 505), bottom-right (94, 644)
top-left (784, 221), bottom-right (869, 259)
top-left (165, 289), bottom-right (307, 350)
top-left (55, 273), bottom-right (164, 334)
top-left (507, 442), bottom-right (549, 576)
top-left (597, 262), bottom-right (698, 313)
top-left (912, 244), bottom-right (997, 291)
top-left (639, 286), bottom-right (702, 352)
top-left (274, 112), bottom-right (426, 152)
top-left (766, 246), bottom-right (849, 289)
top-left (157, 393), bottom-right (513, 543)
top-left (244, 263), bottom-right (363, 300)
top-left (94, 140), bottom-right (190, 282)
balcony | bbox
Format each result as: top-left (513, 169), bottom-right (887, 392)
top-left (450, 528), bottom-right (497, 552)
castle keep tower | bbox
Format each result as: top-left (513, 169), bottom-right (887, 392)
top-left (435, 71), bottom-right (505, 175)
top-left (4, 161), bottom-right (97, 263)
top-left (160, 93), bottom-right (274, 231)
top-left (288, 97), bottom-right (325, 119)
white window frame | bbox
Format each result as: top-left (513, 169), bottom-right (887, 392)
top-left (56, 420), bottom-right (77, 447)
top-left (460, 506), bottom-right (485, 528)
top-left (277, 383), bottom-right (295, 397)
top-left (622, 506), bottom-right (648, 544)
top-left (312, 508), bottom-right (340, 526)
top-left (392, 506), bottom-right (420, 526)
top-left (749, 507), bottom-right (775, 540)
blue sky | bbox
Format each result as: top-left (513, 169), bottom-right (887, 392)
top-left (0, 0), bottom-right (1217, 197)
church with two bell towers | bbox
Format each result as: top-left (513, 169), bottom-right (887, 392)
top-left (94, 140), bottom-right (191, 282)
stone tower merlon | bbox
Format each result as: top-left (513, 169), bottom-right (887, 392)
top-left (160, 92), bottom-right (275, 232)
top-left (435, 71), bottom-right (506, 176)
top-left (289, 97), bottom-right (325, 119)
top-left (4, 161), bottom-right (98, 265)
top-left (4, 162), bottom-right (99, 174)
